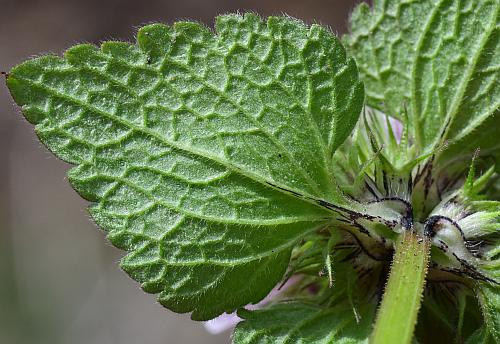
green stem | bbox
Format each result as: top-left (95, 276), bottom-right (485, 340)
top-left (371, 230), bottom-right (430, 344)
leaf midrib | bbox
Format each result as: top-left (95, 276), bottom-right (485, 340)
top-left (67, 43), bottom-right (337, 197)
top-left (14, 75), bottom-right (340, 219)
top-left (438, 1), bottom-right (499, 147)
top-left (95, 174), bottom-right (328, 226)
top-left (122, 224), bottom-right (323, 268)
top-left (412, 0), bottom-right (500, 151)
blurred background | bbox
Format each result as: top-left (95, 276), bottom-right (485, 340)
top-left (0, 0), bottom-right (362, 343)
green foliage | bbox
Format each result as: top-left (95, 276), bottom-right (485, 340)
top-left (234, 302), bottom-right (374, 344)
top-left (476, 263), bottom-right (500, 342)
top-left (6, 14), bottom-right (363, 320)
top-left (5, 1), bottom-right (500, 343)
top-left (233, 260), bottom-right (376, 344)
top-left (346, 0), bottom-right (500, 168)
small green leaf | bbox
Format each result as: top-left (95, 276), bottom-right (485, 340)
top-left (234, 301), bottom-right (375, 344)
top-left (233, 259), bottom-right (376, 343)
top-left (6, 14), bottom-right (364, 320)
top-left (346, 0), bottom-right (500, 162)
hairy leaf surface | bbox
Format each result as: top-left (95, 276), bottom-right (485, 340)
top-left (6, 14), bottom-right (364, 320)
top-left (346, 0), bottom-right (500, 162)
top-left (233, 302), bottom-right (375, 343)
top-left (476, 263), bottom-right (500, 342)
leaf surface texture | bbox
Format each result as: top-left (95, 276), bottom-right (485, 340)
top-left (234, 302), bottom-right (374, 344)
top-left (346, 0), bottom-right (500, 161)
top-left (7, 14), bottom-right (364, 320)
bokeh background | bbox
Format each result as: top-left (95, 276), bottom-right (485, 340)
top-left (0, 1), bottom-right (363, 343)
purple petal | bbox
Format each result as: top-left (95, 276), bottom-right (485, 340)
top-left (388, 116), bottom-right (403, 143)
top-left (204, 312), bottom-right (241, 334)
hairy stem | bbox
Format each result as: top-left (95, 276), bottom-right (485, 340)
top-left (371, 230), bottom-right (430, 344)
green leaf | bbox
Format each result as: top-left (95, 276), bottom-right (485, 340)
top-left (6, 14), bottom-right (364, 320)
top-left (233, 301), bottom-right (375, 344)
top-left (233, 260), bottom-right (376, 343)
top-left (346, 0), bottom-right (500, 161)
top-left (476, 263), bottom-right (500, 342)
top-left (476, 283), bottom-right (500, 342)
